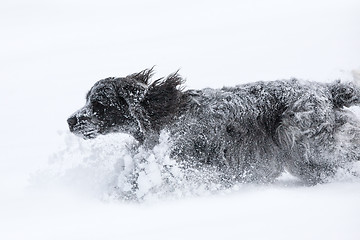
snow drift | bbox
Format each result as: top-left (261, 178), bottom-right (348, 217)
top-left (31, 125), bottom-right (360, 202)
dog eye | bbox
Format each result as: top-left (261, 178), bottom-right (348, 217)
top-left (92, 101), bottom-right (105, 116)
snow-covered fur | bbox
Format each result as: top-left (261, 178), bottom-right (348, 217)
top-left (68, 68), bottom-right (360, 184)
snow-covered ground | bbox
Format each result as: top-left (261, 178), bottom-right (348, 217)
top-left (1, 0), bottom-right (360, 239)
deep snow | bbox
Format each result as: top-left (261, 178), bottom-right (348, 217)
top-left (1, 0), bottom-right (360, 239)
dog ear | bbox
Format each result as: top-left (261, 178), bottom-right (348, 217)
top-left (117, 67), bottom-right (155, 104)
top-left (126, 67), bottom-right (155, 85)
top-left (115, 76), bottom-right (151, 137)
top-left (143, 70), bottom-right (184, 103)
top-left (119, 80), bottom-right (146, 101)
top-left (140, 71), bottom-right (186, 131)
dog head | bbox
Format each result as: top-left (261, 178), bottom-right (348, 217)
top-left (67, 68), bottom-right (186, 142)
top-left (67, 69), bottom-right (153, 141)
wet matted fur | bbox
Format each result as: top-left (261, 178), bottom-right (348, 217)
top-left (68, 68), bottom-right (360, 184)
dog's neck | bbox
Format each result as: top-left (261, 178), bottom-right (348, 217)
top-left (128, 93), bottom-right (189, 147)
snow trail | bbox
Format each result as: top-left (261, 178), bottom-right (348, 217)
top-left (31, 128), bottom-right (360, 202)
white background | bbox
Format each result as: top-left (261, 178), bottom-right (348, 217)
top-left (1, 0), bottom-right (360, 239)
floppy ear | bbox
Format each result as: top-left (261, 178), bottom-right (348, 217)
top-left (117, 79), bottom-right (147, 104)
top-left (140, 71), bottom-right (186, 131)
top-left (126, 67), bottom-right (155, 85)
top-left (115, 74), bottom-right (151, 138)
top-left (142, 71), bottom-right (184, 105)
top-left (116, 67), bottom-right (156, 105)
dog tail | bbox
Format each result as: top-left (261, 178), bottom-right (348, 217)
top-left (330, 76), bottom-right (360, 108)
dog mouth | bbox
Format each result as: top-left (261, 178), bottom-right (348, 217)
top-left (69, 124), bottom-right (101, 140)
top-left (82, 129), bottom-right (100, 139)
top-left (74, 129), bottom-right (100, 140)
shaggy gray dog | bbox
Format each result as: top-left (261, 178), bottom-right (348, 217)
top-left (68, 68), bottom-right (360, 184)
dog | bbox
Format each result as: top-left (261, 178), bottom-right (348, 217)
top-left (68, 68), bottom-right (360, 184)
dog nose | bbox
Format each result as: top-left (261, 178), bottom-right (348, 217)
top-left (67, 116), bottom-right (78, 126)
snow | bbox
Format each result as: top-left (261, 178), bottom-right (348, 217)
top-left (1, 0), bottom-right (360, 239)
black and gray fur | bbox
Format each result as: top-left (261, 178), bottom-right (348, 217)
top-left (68, 68), bottom-right (360, 184)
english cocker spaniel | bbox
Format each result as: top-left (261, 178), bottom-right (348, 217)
top-left (68, 68), bottom-right (360, 184)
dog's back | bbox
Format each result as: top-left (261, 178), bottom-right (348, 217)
top-left (170, 79), bottom-right (360, 184)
